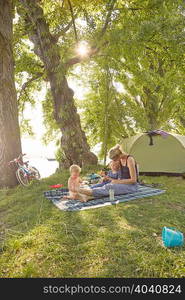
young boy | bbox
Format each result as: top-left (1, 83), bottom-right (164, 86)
top-left (91, 160), bottom-right (120, 188)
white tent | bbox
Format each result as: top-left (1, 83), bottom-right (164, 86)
top-left (121, 132), bottom-right (185, 174)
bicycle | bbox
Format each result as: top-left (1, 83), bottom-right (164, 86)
top-left (8, 153), bottom-right (41, 186)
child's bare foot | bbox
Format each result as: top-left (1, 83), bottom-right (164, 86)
top-left (77, 193), bottom-right (94, 202)
top-left (76, 193), bottom-right (88, 202)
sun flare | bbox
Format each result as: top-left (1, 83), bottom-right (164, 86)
top-left (76, 42), bottom-right (89, 56)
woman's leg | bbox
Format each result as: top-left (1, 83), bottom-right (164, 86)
top-left (90, 183), bottom-right (138, 198)
top-left (78, 188), bottom-right (93, 196)
top-left (91, 181), bottom-right (111, 189)
top-left (78, 183), bottom-right (138, 200)
top-left (104, 183), bottom-right (138, 195)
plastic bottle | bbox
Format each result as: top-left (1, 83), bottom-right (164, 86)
top-left (109, 189), bottom-right (115, 201)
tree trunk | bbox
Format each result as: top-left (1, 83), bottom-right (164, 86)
top-left (19, 0), bottom-right (97, 168)
top-left (0, 0), bottom-right (22, 187)
top-left (49, 74), bottom-right (98, 168)
top-left (103, 70), bottom-right (110, 166)
top-left (143, 87), bottom-right (160, 130)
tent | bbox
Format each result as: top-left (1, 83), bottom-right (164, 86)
top-left (121, 132), bottom-right (185, 175)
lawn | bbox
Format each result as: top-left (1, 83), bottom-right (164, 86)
top-left (0, 167), bottom-right (185, 278)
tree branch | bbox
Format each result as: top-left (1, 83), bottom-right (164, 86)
top-left (17, 72), bottom-right (43, 103)
top-left (113, 5), bottom-right (146, 11)
top-left (61, 0), bottom-right (65, 9)
top-left (99, 0), bottom-right (117, 39)
top-left (54, 19), bottom-right (74, 41)
top-left (67, 0), bottom-right (78, 42)
top-left (54, 8), bottom-right (80, 41)
top-left (128, 7), bottom-right (145, 11)
top-left (19, 0), bottom-right (59, 71)
top-left (133, 96), bottom-right (142, 107)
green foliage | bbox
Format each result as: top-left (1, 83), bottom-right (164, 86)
top-left (13, 15), bottom-right (44, 138)
top-left (20, 119), bottom-right (35, 137)
top-left (55, 147), bottom-right (63, 163)
top-left (106, 0), bottom-right (185, 131)
top-left (78, 63), bottom-right (135, 162)
top-left (13, 0), bottom-right (185, 146)
top-left (76, 0), bottom-right (185, 152)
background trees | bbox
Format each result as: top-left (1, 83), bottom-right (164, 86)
top-left (79, 0), bottom-right (185, 160)
top-left (109, 0), bottom-right (185, 131)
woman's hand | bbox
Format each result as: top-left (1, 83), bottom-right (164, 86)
top-left (99, 170), bottom-right (106, 177)
top-left (103, 176), bottom-right (110, 182)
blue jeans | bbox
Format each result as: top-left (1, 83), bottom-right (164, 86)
top-left (91, 181), bottom-right (111, 189)
top-left (92, 183), bottom-right (138, 198)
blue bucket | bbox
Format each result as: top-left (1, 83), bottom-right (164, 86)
top-left (162, 227), bottom-right (184, 248)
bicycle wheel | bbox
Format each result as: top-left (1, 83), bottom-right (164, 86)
top-left (30, 166), bottom-right (41, 180)
top-left (16, 169), bottom-right (30, 186)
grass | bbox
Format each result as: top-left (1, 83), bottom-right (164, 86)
top-left (0, 166), bottom-right (185, 278)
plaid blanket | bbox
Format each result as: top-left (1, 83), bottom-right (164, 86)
top-left (43, 184), bottom-right (166, 211)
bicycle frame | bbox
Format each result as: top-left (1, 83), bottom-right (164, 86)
top-left (9, 154), bottom-right (33, 177)
top-left (8, 153), bottom-right (40, 186)
top-left (19, 165), bottom-right (30, 176)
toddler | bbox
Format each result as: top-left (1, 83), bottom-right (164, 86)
top-left (61, 165), bottom-right (89, 202)
top-left (63, 164), bottom-right (83, 200)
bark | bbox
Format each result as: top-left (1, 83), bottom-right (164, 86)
top-left (19, 0), bottom-right (97, 168)
top-left (0, 0), bottom-right (22, 187)
top-left (143, 87), bottom-right (160, 130)
top-left (103, 70), bottom-right (110, 166)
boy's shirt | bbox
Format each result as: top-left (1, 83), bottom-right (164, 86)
top-left (107, 170), bottom-right (118, 180)
top-left (107, 169), bottom-right (125, 180)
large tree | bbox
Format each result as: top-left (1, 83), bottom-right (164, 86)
top-left (80, 0), bottom-right (185, 146)
top-left (17, 0), bottom-right (117, 168)
top-left (108, 0), bottom-right (185, 131)
top-left (0, 0), bottom-right (22, 187)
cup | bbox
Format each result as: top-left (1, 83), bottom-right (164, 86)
top-left (162, 227), bottom-right (184, 247)
top-left (109, 189), bottom-right (115, 201)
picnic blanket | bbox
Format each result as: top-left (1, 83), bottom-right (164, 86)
top-left (43, 184), bottom-right (166, 211)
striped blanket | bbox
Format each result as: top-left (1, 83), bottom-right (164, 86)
top-left (43, 184), bottom-right (166, 211)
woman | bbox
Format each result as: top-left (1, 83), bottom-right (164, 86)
top-left (76, 144), bottom-right (138, 202)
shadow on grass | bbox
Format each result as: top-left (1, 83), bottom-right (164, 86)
top-left (0, 171), bottom-right (70, 245)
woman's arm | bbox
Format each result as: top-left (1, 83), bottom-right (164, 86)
top-left (111, 156), bottom-right (137, 184)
